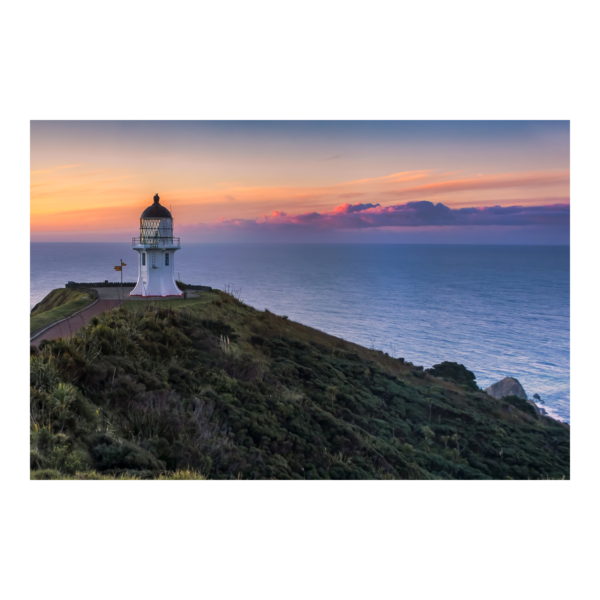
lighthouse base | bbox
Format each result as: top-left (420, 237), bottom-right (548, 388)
top-left (129, 294), bottom-right (184, 298)
top-left (130, 279), bottom-right (183, 298)
top-left (131, 246), bottom-right (183, 298)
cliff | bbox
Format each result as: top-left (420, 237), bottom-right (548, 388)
top-left (30, 290), bottom-right (569, 480)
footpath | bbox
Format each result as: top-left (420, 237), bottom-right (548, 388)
top-left (30, 287), bottom-right (134, 346)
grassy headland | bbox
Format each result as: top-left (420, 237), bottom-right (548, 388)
top-left (30, 290), bottom-right (569, 479)
top-left (31, 289), bottom-right (95, 336)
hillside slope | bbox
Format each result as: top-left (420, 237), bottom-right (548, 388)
top-left (31, 288), bottom-right (93, 316)
top-left (30, 288), bottom-right (95, 336)
top-left (30, 291), bottom-right (569, 479)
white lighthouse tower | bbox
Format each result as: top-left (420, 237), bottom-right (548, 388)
top-left (130, 194), bottom-right (183, 297)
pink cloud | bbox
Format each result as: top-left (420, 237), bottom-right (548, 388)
top-left (181, 201), bottom-right (570, 235)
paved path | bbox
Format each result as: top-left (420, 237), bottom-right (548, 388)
top-left (96, 286), bottom-right (134, 300)
top-left (31, 299), bottom-right (123, 346)
top-left (30, 285), bottom-right (195, 346)
top-left (93, 286), bottom-right (194, 301)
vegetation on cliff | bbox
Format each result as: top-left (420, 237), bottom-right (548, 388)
top-left (30, 288), bottom-right (94, 336)
top-left (30, 290), bottom-right (569, 479)
top-left (425, 361), bottom-right (478, 391)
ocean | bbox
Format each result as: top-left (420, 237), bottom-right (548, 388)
top-left (30, 243), bottom-right (570, 422)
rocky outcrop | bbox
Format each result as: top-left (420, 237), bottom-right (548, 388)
top-left (486, 377), bottom-right (547, 416)
top-left (485, 377), bottom-right (527, 400)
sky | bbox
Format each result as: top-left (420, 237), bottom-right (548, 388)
top-left (30, 121), bottom-right (570, 243)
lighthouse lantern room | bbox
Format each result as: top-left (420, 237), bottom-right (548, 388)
top-left (130, 194), bottom-right (183, 297)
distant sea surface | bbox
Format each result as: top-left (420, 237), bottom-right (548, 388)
top-left (30, 243), bottom-right (570, 421)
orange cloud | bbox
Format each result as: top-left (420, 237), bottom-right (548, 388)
top-left (30, 163), bottom-right (86, 176)
top-left (383, 170), bottom-right (570, 202)
top-left (347, 170), bottom-right (430, 185)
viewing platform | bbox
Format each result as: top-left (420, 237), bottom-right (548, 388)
top-left (132, 236), bottom-right (180, 248)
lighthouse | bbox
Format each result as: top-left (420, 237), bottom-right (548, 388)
top-left (130, 194), bottom-right (183, 297)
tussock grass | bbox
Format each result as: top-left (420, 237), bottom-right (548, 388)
top-left (30, 469), bottom-right (206, 480)
top-left (156, 469), bottom-right (206, 480)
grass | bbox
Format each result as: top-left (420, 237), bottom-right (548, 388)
top-left (31, 294), bottom-right (95, 336)
top-left (30, 469), bottom-right (206, 480)
top-left (124, 292), bottom-right (220, 312)
top-left (31, 288), bottom-right (93, 316)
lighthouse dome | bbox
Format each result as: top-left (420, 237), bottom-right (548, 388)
top-left (141, 194), bottom-right (172, 218)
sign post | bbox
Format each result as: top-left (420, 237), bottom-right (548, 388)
top-left (120, 260), bottom-right (126, 298)
top-left (114, 260), bottom-right (126, 300)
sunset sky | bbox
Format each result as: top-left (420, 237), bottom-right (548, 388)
top-left (30, 121), bottom-right (570, 243)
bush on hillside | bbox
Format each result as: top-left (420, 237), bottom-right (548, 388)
top-left (425, 361), bottom-right (478, 391)
top-left (503, 395), bottom-right (538, 419)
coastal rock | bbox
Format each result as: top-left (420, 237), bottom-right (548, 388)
top-left (486, 377), bottom-right (547, 416)
top-left (527, 400), bottom-right (543, 415)
top-left (485, 377), bottom-right (527, 400)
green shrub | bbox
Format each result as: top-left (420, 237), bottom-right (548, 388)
top-left (425, 361), bottom-right (478, 390)
top-left (503, 395), bottom-right (538, 418)
top-left (30, 469), bottom-right (64, 480)
top-left (48, 445), bottom-right (87, 475)
top-left (30, 356), bottom-right (61, 392)
top-left (30, 449), bottom-right (48, 470)
top-left (89, 435), bottom-right (165, 472)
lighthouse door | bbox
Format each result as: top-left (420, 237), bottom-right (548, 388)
top-left (152, 252), bottom-right (157, 269)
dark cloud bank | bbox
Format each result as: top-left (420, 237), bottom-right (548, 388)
top-left (210, 201), bottom-right (568, 229)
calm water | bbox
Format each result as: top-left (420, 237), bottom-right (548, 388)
top-left (30, 243), bottom-right (570, 422)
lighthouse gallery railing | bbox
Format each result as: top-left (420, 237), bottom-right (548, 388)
top-left (132, 237), bottom-right (180, 247)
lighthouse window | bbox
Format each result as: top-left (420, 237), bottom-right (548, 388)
top-left (142, 253), bottom-right (146, 266)
top-left (165, 253), bottom-right (170, 266)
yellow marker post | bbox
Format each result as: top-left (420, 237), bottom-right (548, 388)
top-left (114, 266), bottom-right (121, 299)
top-left (115, 260), bottom-right (126, 297)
